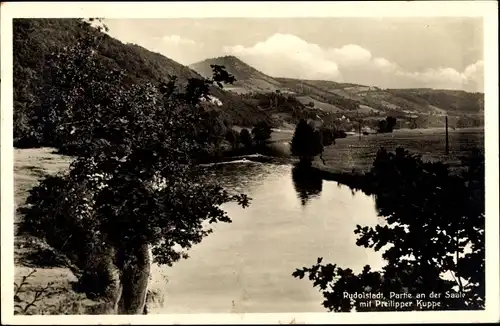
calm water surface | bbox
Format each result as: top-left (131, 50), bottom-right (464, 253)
top-left (149, 162), bottom-right (385, 313)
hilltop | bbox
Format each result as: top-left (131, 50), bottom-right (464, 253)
top-left (189, 55), bottom-right (283, 94)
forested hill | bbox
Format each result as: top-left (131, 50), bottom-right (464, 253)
top-left (191, 56), bottom-right (485, 124)
top-left (13, 19), bottom-right (274, 147)
top-left (14, 19), bottom-right (484, 148)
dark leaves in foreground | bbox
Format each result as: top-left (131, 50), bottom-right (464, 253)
top-left (293, 147), bottom-right (485, 312)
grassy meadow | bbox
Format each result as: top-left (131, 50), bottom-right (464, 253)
top-left (271, 127), bottom-right (484, 174)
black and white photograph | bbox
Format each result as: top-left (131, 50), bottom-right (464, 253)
top-left (1, 1), bottom-right (499, 324)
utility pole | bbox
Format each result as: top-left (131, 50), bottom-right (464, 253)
top-left (445, 115), bottom-right (449, 155)
top-left (358, 120), bottom-right (361, 140)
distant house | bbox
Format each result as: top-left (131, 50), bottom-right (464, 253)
top-left (200, 95), bottom-right (223, 107)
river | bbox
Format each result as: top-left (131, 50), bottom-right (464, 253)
top-left (149, 161), bottom-right (386, 314)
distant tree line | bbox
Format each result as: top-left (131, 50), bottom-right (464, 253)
top-left (223, 121), bottom-right (273, 153)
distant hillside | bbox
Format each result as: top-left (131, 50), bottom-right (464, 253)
top-left (190, 56), bottom-right (484, 128)
top-left (13, 19), bottom-right (274, 147)
top-left (14, 19), bottom-right (484, 149)
top-left (190, 55), bottom-right (282, 94)
top-left (385, 88), bottom-right (484, 114)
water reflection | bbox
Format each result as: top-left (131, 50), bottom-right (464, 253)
top-left (150, 162), bottom-right (384, 314)
top-left (199, 161), bottom-right (276, 195)
top-left (291, 164), bottom-right (323, 206)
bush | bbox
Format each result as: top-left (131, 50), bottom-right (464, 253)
top-left (251, 121), bottom-right (272, 146)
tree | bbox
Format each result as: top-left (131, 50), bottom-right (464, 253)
top-left (386, 116), bottom-right (397, 131)
top-left (377, 119), bottom-right (388, 133)
top-left (378, 116), bottom-right (397, 133)
top-left (239, 128), bottom-right (253, 149)
top-left (225, 128), bottom-right (240, 150)
top-left (290, 119), bottom-right (324, 166)
top-left (251, 121), bottom-right (272, 147)
top-left (19, 18), bottom-right (251, 314)
top-left (292, 147), bottom-right (485, 312)
top-left (409, 117), bottom-right (418, 129)
top-left (194, 109), bottom-right (228, 157)
top-left (319, 127), bottom-right (336, 146)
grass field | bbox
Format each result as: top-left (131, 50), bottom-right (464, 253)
top-left (271, 127), bottom-right (484, 174)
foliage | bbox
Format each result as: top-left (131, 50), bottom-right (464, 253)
top-left (239, 128), bottom-right (253, 149)
top-left (293, 147), bottom-right (485, 311)
top-left (251, 121), bottom-right (273, 146)
top-left (13, 18), bottom-right (273, 148)
top-left (14, 270), bottom-right (53, 315)
top-left (19, 18), bottom-right (251, 311)
top-left (319, 127), bottom-right (337, 146)
top-left (225, 128), bottom-right (240, 150)
top-left (290, 119), bottom-right (324, 166)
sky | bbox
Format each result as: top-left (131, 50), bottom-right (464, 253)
top-left (104, 18), bottom-right (484, 92)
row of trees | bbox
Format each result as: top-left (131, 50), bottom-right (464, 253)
top-left (18, 19), bottom-right (251, 314)
top-left (224, 121), bottom-right (273, 151)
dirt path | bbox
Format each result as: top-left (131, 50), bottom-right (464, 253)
top-left (13, 148), bottom-right (106, 315)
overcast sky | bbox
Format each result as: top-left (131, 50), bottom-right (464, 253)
top-left (104, 18), bottom-right (484, 92)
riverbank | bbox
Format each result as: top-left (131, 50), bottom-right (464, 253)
top-left (11, 126), bottom-right (484, 314)
top-left (9, 147), bottom-right (330, 314)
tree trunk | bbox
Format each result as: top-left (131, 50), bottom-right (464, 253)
top-left (117, 243), bottom-right (152, 314)
top-left (90, 246), bottom-right (123, 314)
top-left (81, 243), bottom-right (153, 314)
